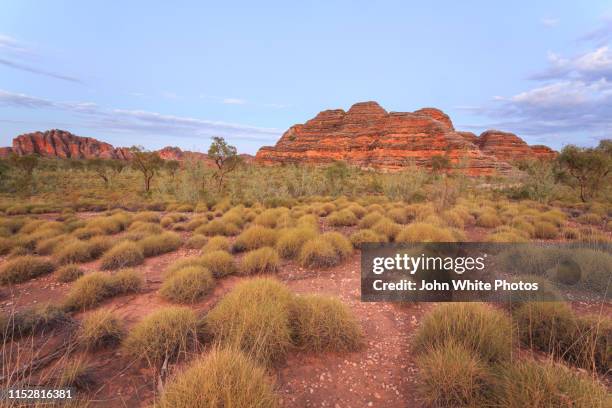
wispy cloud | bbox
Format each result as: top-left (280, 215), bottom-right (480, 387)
top-left (541, 18), bottom-right (559, 28)
top-left (0, 33), bottom-right (82, 83)
top-left (222, 98), bottom-right (247, 105)
top-left (0, 89), bottom-right (281, 143)
top-left (580, 16), bottom-right (612, 45)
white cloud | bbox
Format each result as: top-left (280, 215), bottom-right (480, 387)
top-left (529, 47), bottom-right (612, 81)
top-left (0, 89), bottom-right (281, 142)
top-left (222, 98), bottom-right (247, 105)
top-left (541, 18), bottom-right (559, 27)
top-left (580, 16), bottom-right (612, 45)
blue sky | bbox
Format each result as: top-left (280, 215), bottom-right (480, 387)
top-left (1, 1), bottom-right (611, 153)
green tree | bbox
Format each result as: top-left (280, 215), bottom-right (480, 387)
top-left (165, 160), bottom-right (180, 179)
top-left (557, 140), bottom-right (611, 202)
top-left (9, 154), bottom-right (39, 177)
top-left (208, 137), bottom-right (240, 191)
top-left (86, 158), bottom-right (113, 186)
top-left (130, 146), bottom-right (164, 193)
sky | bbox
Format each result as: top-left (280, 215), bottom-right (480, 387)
top-left (1, 1), bottom-right (611, 154)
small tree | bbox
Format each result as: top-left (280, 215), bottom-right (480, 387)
top-left (165, 160), bottom-right (180, 179)
top-left (86, 158), bottom-right (113, 187)
top-left (557, 140), bottom-right (611, 202)
top-left (208, 137), bottom-right (240, 191)
top-left (130, 146), bottom-right (164, 193)
top-left (9, 154), bottom-right (39, 177)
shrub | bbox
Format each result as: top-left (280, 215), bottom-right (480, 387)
top-left (327, 209), bottom-right (358, 226)
top-left (298, 238), bottom-right (339, 268)
top-left (206, 278), bottom-right (293, 365)
top-left (133, 211), bottom-right (160, 223)
top-left (395, 223), bottom-right (456, 243)
top-left (321, 232), bottom-right (352, 259)
top-left (63, 270), bottom-right (143, 311)
top-left (196, 219), bottom-right (240, 236)
top-left (160, 213), bottom-right (188, 228)
top-left (414, 303), bottom-right (512, 363)
top-left (160, 266), bottom-right (215, 304)
top-left (576, 212), bottom-right (602, 225)
top-left (416, 340), bottom-right (491, 407)
top-left (347, 204), bottom-right (366, 218)
top-left (476, 211), bottom-right (502, 228)
top-left (100, 241), bottom-right (144, 270)
top-left (493, 360), bottom-right (610, 408)
top-left (87, 217), bottom-right (123, 234)
top-left (35, 234), bottom-right (69, 255)
top-left (54, 240), bottom-right (96, 264)
top-left (201, 235), bottom-right (230, 252)
top-left (514, 301), bottom-right (575, 356)
top-left (56, 264), bottom-right (84, 283)
top-left (200, 250), bottom-right (236, 278)
top-left (124, 306), bottom-right (198, 366)
top-left (240, 247), bottom-right (280, 275)
top-left (349, 229), bottom-right (388, 249)
top-left (275, 227), bottom-right (317, 259)
top-left (0, 255), bottom-right (55, 284)
top-left (185, 234), bottom-right (207, 249)
top-left (139, 232), bottom-right (182, 257)
top-left (78, 309), bottom-right (123, 349)
top-left (290, 295), bottom-right (363, 352)
top-left (296, 214), bottom-right (319, 229)
top-left (233, 226), bottom-right (278, 252)
top-left (158, 347), bottom-right (278, 408)
top-left (533, 221), bottom-right (558, 239)
top-left (370, 217), bottom-right (401, 239)
top-left (358, 213), bottom-right (383, 229)
top-left (128, 221), bottom-right (163, 235)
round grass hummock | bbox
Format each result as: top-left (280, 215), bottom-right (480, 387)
top-left (201, 235), bottom-right (230, 252)
top-left (56, 264), bottom-right (84, 283)
top-left (205, 278), bottom-right (293, 365)
top-left (63, 270), bottom-right (143, 311)
top-left (199, 250), bottom-right (236, 278)
top-left (0, 255), bottom-right (55, 285)
top-left (78, 308), bottom-right (123, 349)
top-left (240, 247), bottom-right (280, 275)
top-left (160, 266), bottom-right (215, 303)
top-left (395, 222), bottom-right (457, 243)
top-left (138, 232), bottom-right (182, 257)
top-left (327, 209), bottom-right (358, 227)
top-left (100, 241), bottom-right (144, 270)
top-left (275, 227), bottom-right (317, 259)
top-left (232, 226), bottom-right (279, 253)
top-left (158, 347), bottom-right (278, 408)
top-left (124, 306), bottom-right (198, 366)
top-left (413, 303), bottom-right (513, 363)
top-left (290, 295), bottom-right (363, 352)
top-left (349, 229), bottom-right (388, 249)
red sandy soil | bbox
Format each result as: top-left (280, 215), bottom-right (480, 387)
top-left (1, 213), bottom-right (610, 407)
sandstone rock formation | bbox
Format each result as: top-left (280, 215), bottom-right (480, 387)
top-left (256, 102), bottom-right (556, 175)
top-left (0, 130), bottom-right (131, 160)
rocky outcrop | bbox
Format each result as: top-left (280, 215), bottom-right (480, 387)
top-left (529, 145), bottom-right (557, 160)
top-left (256, 102), bottom-right (557, 175)
top-left (257, 102), bottom-right (512, 175)
top-left (0, 130), bottom-right (131, 160)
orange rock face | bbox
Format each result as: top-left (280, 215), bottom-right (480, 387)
top-left (256, 102), bottom-right (556, 175)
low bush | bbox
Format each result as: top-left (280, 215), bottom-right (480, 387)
top-left (160, 266), bottom-right (215, 303)
top-left (240, 247), bottom-right (280, 275)
top-left (133, 211), bottom-right (161, 223)
top-left (160, 213), bottom-right (188, 228)
top-left (290, 295), bottom-right (363, 352)
top-left (349, 229), bottom-right (388, 249)
top-left (476, 211), bottom-right (502, 228)
top-left (413, 303), bottom-right (512, 363)
top-left (124, 306), bottom-right (198, 366)
top-left (56, 264), bottom-right (84, 283)
top-left (416, 340), bottom-right (492, 407)
top-left (78, 309), bottom-right (123, 349)
top-left (54, 240), bottom-right (97, 264)
top-left (493, 360), bottom-right (610, 407)
top-left (201, 235), bottom-right (230, 252)
top-left (321, 232), bottom-right (352, 259)
top-left (233, 226), bottom-right (279, 252)
top-left (0, 255), bottom-right (55, 284)
top-left (298, 237), bottom-right (339, 268)
top-left (100, 241), bottom-right (144, 270)
top-left (63, 270), bottom-right (143, 311)
top-left (138, 232), bottom-right (182, 257)
top-left (158, 347), bottom-right (278, 408)
top-left (533, 221), bottom-right (558, 239)
top-left (206, 278), bottom-right (293, 365)
top-left (395, 223), bottom-right (457, 243)
top-left (371, 218), bottom-right (401, 240)
top-left (358, 213), bottom-right (383, 229)
top-left (200, 250), bottom-right (236, 278)
top-left (275, 227), bottom-right (317, 259)
top-left (185, 234), bottom-right (207, 249)
top-left (195, 219), bottom-right (240, 236)
top-left (327, 209), bottom-right (358, 226)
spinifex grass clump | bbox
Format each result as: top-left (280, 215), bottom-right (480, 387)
top-left (0, 304), bottom-right (68, 340)
top-left (232, 225), bottom-right (279, 252)
top-left (349, 229), bottom-right (388, 248)
top-left (138, 231), bottom-right (181, 257)
top-left (124, 306), bottom-right (198, 366)
top-left (199, 250), bottom-right (236, 278)
top-left (416, 340), bottom-right (492, 407)
top-left (413, 303), bottom-right (512, 363)
top-left (290, 295), bottom-right (363, 352)
top-left (395, 222), bottom-right (457, 243)
top-left (185, 234), bottom-right (207, 249)
top-left (100, 241), bottom-right (144, 270)
top-left (327, 209), bottom-right (358, 226)
top-left (298, 232), bottom-right (352, 268)
top-left (493, 360), bottom-right (610, 407)
top-left (201, 235), bottom-right (230, 252)
top-left (0, 255), bottom-right (55, 284)
top-left (205, 278), bottom-right (294, 365)
top-left (160, 266), bottom-right (215, 303)
top-left (56, 264), bottom-right (84, 283)
top-left (195, 219), bottom-right (240, 236)
top-left (158, 347), bottom-right (278, 408)
top-left (275, 227), bottom-right (317, 259)
top-left (78, 308), bottom-right (124, 349)
top-left (63, 269), bottom-right (143, 311)
top-left (240, 247), bottom-right (280, 275)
